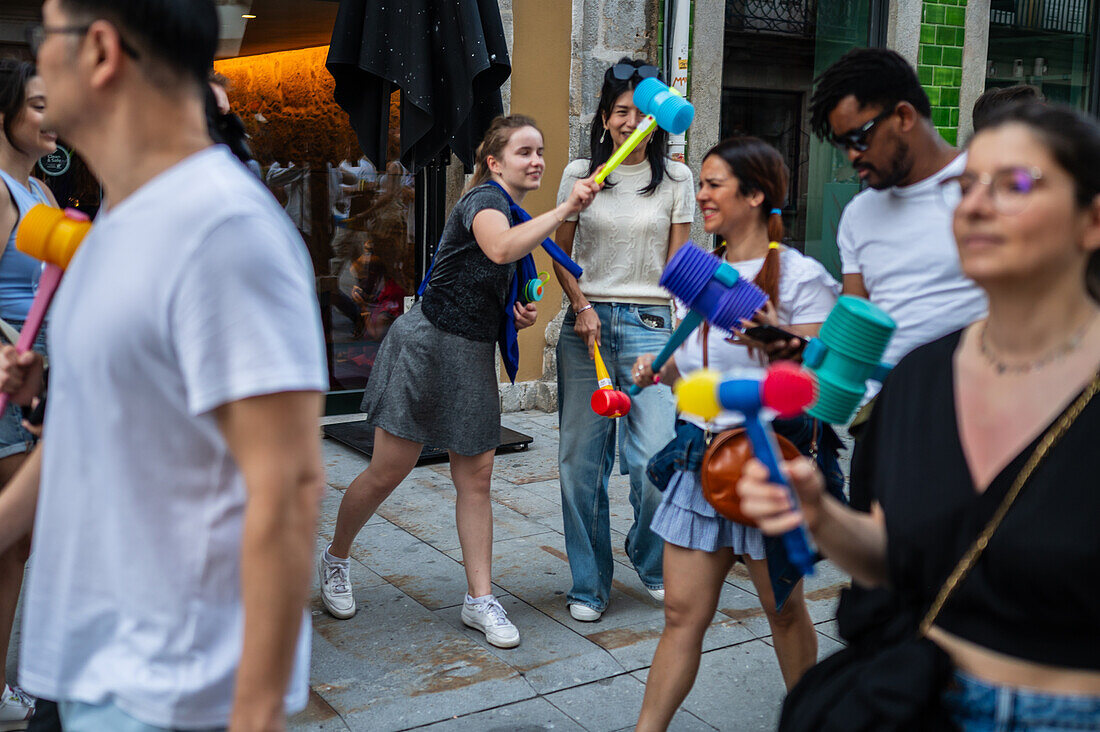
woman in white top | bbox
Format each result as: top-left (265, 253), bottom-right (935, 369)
top-left (553, 58), bottom-right (695, 622)
top-left (631, 136), bottom-right (841, 731)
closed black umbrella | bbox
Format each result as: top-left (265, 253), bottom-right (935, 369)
top-left (326, 0), bottom-right (511, 173)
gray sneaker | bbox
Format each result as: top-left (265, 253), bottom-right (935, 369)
top-left (461, 595), bottom-right (520, 648)
top-left (318, 548), bottom-right (356, 619)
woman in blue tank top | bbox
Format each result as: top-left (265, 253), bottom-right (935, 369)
top-left (0, 58), bottom-right (59, 725)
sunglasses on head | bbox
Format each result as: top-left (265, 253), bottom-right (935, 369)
top-left (607, 63), bottom-right (658, 83)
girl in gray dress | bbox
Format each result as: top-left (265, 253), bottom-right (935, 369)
top-left (319, 115), bottom-right (601, 648)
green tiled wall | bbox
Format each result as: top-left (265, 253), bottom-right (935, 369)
top-left (918, 0), bottom-right (966, 145)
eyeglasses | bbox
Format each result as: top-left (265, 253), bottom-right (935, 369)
top-left (25, 23), bottom-right (140, 60)
top-left (939, 166), bottom-right (1044, 215)
top-left (606, 63), bottom-right (659, 84)
top-left (829, 108), bottom-right (895, 152)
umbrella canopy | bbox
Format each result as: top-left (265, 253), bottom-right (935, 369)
top-left (327, 0), bottom-right (511, 173)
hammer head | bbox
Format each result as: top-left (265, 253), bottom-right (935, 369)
top-left (16, 205), bottom-right (90, 270)
top-left (633, 78), bottom-right (694, 135)
top-left (590, 389), bottom-right (632, 418)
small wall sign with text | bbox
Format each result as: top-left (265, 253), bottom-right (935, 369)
top-left (38, 146), bottom-right (72, 177)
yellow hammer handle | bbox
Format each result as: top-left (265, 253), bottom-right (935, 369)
top-left (594, 115), bottom-right (658, 184)
top-left (593, 342), bottom-right (613, 390)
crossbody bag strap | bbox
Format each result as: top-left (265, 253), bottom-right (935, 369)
top-left (919, 370), bottom-right (1100, 634)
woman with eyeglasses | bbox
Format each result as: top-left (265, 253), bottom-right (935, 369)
top-left (0, 58), bottom-right (60, 726)
top-left (739, 101), bottom-right (1100, 729)
top-left (553, 58), bottom-right (695, 622)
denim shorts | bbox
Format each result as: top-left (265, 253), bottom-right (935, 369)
top-left (944, 670), bottom-right (1100, 731)
top-left (0, 319), bottom-right (46, 459)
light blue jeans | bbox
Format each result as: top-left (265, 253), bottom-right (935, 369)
top-left (556, 302), bottom-right (676, 612)
top-left (944, 670), bottom-right (1100, 731)
top-left (58, 700), bottom-right (225, 731)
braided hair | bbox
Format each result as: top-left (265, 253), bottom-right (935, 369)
top-left (808, 48), bottom-right (931, 141)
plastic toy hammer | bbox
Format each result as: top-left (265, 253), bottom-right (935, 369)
top-left (595, 78), bottom-right (695, 185)
top-left (800, 295), bottom-right (896, 424)
top-left (0, 205), bottom-right (90, 413)
top-left (590, 342), bottom-right (631, 418)
top-left (675, 363), bottom-right (819, 575)
top-left (629, 243), bottom-right (768, 396)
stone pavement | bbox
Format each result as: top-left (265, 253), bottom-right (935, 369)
top-left (293, 410), bottom-right (850, 732)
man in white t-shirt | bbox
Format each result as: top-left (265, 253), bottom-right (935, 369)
top-left (809, 49), bottom-right (987, 371)
top-left (0, 0), bottom-right (327, 729)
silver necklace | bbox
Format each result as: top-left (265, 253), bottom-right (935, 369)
top-left (979, 315), bottom-right (1096, 375)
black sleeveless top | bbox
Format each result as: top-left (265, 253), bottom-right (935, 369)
top-left (851, 330), bottom-right (1100, 670)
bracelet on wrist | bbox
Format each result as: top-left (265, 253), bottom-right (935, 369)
top-left (574, 304), bottom-right (593, 315)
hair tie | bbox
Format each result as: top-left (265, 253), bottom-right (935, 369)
top-left (770, 208), bottom-right (782, 216)
top-left (769, 241), bottom-right (780, 250)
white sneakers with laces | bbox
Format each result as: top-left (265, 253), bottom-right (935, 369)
top-left (461, 594), bottom-right (520, 648)
top-left (0, 684), bottom-right (33, 730)
top-left (318, 547), bottom-right (356, 619)
top-left (569, 603), bottom-right (603, 622)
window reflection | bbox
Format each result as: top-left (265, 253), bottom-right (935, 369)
top-left (214, 46), bottom-right (414, 391)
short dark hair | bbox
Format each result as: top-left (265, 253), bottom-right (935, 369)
top-left (977, 101), bottom-right (1100, 302)
top-left (972, 84), bottom-right (1044, 131)
top-left (0, 59), bottom-right (36, 154)
top-left (809, 48), bottom-right (932, 141)
top-left (58, 0), bottom-right (218, 87)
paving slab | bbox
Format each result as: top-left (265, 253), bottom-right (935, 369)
top-left (310, 584), bottom-right (534, 731)
top-left (488, 479), bottom-right (567, 533)
top-left (545, 673), bottom-right (717, 732)
top-left (288, 689), bottom-right (351, 731)
top-left (322, 438), bottom-right (373, 491)
top-left (409, 696), bottom-right (586, 731)
top-left (432, 595), bottom-right (626, 695)
top-left (341, 520), bottom-right (505, 611)
top-left (375, 472), bottom-right (555, 553)
top-left (451, 533), bottom-right (666, 632)
top-left (632, 640), bottom-right (786, 732)
top-left (585, 582), bottom-right (765, 673)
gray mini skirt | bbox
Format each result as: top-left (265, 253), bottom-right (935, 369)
top-left (360, 303), bottom-right (500, 456)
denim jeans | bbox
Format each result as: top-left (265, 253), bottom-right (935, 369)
top-left (944, 671), bottom-right (1100, 731)
top-left (557, 302), bottom-right (676, 612)
top-left (57, 700), bottom-right (225, 732)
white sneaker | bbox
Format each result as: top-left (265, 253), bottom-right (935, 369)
top-left (461, 595), bottom-right (520, 648)
top-left (647, 587), bottom-right (665, 602)
top-left (569, 603), bottom-right (602, 622)
top-left (318, 548), bottom-right (356, 619)
top-left (0, 685), bottom-right (33, 730)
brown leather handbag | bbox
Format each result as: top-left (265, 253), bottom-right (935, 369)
top-left (696, 323), bottom-right (801, 526)
top-left (701, 427), bottom-right (801, 526)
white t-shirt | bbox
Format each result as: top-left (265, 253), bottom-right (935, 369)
top-left (557, 158), bottom-right (695, 305)
top-left (20, 147), bottom-right (327, 728)
top-left (837, 152), bottom-right (987, 367)
top-left (674, 247), bottom-right (840, 430)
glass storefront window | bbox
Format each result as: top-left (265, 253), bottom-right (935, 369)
top-left (214, 47), bottom-right (415, 393)
top-left (721, 0), bottom-right (875, 272)
top-left (986, 0), bottom-right (1095, 110)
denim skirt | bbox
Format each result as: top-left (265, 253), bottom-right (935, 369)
top-left (651, 469), bottom-right (767, 557)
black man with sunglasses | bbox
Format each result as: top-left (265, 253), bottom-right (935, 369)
top-left (808, 48), bottom-right (987, 459)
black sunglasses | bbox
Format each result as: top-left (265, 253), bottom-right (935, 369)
top-left (607, 63), bottom-right (659, 83)
top-left (25, 22), bottom-right (141, 60)
top-left (829, 107), bottom-right (895, 152)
